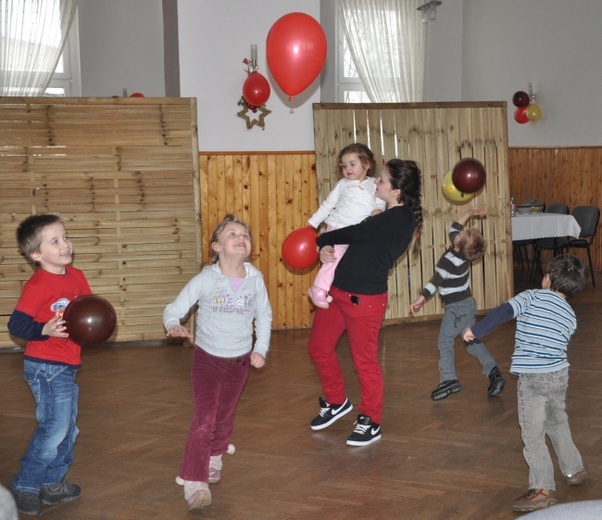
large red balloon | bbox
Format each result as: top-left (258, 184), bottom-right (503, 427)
top-left (281, 226), bottom-right (319, 269)
top-left (63, 295), bottom-right (117, 347)
top-left (242, 71), bottom-right (271, 107)
top-left (451, 158), bottom-right (486, 194)
top-left (266, 12), bottom-right (327, 101)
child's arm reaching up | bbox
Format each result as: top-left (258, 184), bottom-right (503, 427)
top-left (457, 209), bottom-right (487, 226)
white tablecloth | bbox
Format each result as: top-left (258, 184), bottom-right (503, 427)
top-left (511, 213), bottom-right (581, 241)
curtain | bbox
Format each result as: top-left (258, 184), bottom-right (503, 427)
top-left (337, 0), bottom-right (426, 103)
top-left (0, 0), bottom-right (78, 96)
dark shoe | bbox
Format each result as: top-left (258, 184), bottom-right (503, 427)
top-left (431, 380), bottom-right (462, 401)
top-left (567, 466), bottom-right (588, 486)
top-left (40, 479), bottom-right (81, 505)
top-left (11, 488), bottom-right (42, 516)
top-left (346, 414), bottom-right (382, 446)
top-left (310, 397), bottom-right (352, 430)
top-left (512, 488), bottom-right (558, 512)
top-left (487, 366), bottom-right (505, 396)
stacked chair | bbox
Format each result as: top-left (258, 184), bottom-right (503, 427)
top-left (558, 206), bottom-right (600, 286)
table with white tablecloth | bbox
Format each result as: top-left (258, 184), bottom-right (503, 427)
top-left (511, 212), bottom-right (581, 241)
top-left (511, 212), bottom-right (581, 282)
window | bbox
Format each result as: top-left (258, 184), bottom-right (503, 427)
top-left (339, 34), bottom-right (370, 102)
top-left (44, 12), bottom-right (81, 97)
top-left (0, 1), bottom-right (80, 97)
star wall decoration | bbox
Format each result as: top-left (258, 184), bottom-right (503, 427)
top-left (236, 97), bottom-right (271, 130)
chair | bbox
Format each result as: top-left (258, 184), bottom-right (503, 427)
top-left (531, 204), bottom-right (569, 281)
top-left (513, 199), bottom-right (548, 272)
top-left (562, 206), bottom-right (600, 286)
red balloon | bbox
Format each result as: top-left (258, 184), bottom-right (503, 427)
top-left (242, 71), bottom-right (271, 107)
top-left (281, 226), bottom-right (319, 269)
top-left (512, 91), bottom-right (529, 107)
top-left (266, 12), bottom-right (327, 101)
top-left (451, 158), bottom-right (486, 194)
top-left (63, 295), bottom-right (117, 347)
top-left (129, 92), bottom-right (145, 97)
top-left (514, 106), bottom-right (529, 124)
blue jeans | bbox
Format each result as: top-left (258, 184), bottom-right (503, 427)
top-left (518, 368), bottom-right (583, 491)
top-left (438, 298), bottom-right (497, 381)
top-left (12, 360), bottom-right (80, 494)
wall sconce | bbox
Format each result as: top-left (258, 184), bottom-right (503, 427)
top-left (237, 44), bottom-right (271, 130)
top-left (417, 1), bottom-right (442, 23)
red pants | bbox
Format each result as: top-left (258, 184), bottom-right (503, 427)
top-left (180, 348), bottom-right (249, 482)
top-left (308, 286), bottom-right (388, 424)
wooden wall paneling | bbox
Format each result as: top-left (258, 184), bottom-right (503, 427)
top-left (313, 103), bottom-right (512, 325)
top-left (0, 97), bottom-right (200, 348)
top-left (198, 152), bottom-right (318, 330)
top-left (507, 146), bottom-right (602, 274)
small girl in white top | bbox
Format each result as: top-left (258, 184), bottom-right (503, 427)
top-left (163, 214), bottom-right (272, 512)
top-left (307, 143), bottom-right (385, 308)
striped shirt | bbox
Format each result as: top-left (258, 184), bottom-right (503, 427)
top-left (508, 289), bottom-right (576, 374)
top-left (421, 222), bottom-right (471, 305)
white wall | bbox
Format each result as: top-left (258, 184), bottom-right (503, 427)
top-left (427, 0), bottom-right (602, 147)
top-left (177, 0), bottom-right (320, 152)
top-left (78, 0), bottom-right (166, 97)
top-left (77, 0), bottom-right (602, 150)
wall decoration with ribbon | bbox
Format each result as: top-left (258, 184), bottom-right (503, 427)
top-left (512, 83), bottom-right (542, 124)
top-left (237, 44), bottom-right (272, 130)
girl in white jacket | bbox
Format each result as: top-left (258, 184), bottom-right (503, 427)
top-left (163, 214), bottom-right (272, 511)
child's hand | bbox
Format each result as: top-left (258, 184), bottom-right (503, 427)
top-left (166, 325), bottom-right (194, 339)
top-left (43, 315), bottom-right (68, 338)
top-left (409, 295), bottom-right (426, 314)
top-left (462, 327), bottom-right (475, 342)
top-left (370, 209), bottom-right (383, 217)
top-left (458, 209), bottom-right (487, 225)
top-left (469, 209), bottom-right (487, 218)
top-left (250, 352), bottom-right (265, 368)
top-left (319, 246), bottom-right (336, 263)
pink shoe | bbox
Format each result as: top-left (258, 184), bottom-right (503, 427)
top-left (187, 488), bottom-right (212, 510)
top-left (208, 466), bottom-right (221, 484)
top-left (307, 286), bottom-right (332, 309)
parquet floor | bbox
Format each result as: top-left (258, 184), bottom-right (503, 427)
top-left (2, 267), bottom-right (601, 519)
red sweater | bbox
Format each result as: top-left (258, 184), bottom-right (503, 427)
top-left (11, 266), bottom-right (92, 366)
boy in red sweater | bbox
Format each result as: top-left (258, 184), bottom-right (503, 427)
top-left (8, 214), bottom-right (92, 516)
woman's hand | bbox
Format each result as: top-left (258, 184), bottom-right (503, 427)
top-left (319, 245), bottom-right (336, 263)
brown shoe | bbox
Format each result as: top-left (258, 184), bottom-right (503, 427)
top-left (567, 467), bottom-right (588, 486)
top-left (512, 488), bottom-right (558, 512)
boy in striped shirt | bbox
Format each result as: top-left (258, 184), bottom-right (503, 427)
top-left (410, 210), bottom-right (505, 401)
top-left (463, 254), bottom-right (588, 512)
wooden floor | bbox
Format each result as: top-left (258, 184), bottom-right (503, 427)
top-left (2, 267), bottom-right (602, 519)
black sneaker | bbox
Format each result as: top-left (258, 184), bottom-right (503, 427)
top-left (346, 414), bottom-right (382, 446)
top-left (487, 367), bottom-right (505, 396)
top-left (431, 379), bottom-right (462, 401)
top-left (310, 397), bottom-right (352, 430)
top-left (11, 488), bottom-right (42, 516)
top-left (40, 479), bottom-right (81, 505)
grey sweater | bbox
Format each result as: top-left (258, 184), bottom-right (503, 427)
top-left (163, 262), bottom-right (272, 358)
